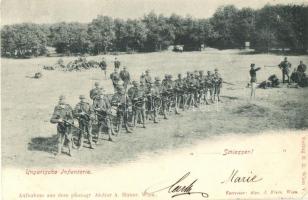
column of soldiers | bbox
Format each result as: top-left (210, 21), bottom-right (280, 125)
top-left (51, 67), bottom-right (223, 157)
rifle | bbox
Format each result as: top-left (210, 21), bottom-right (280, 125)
top-left (62, 119), bottom-right (85, 133)
top-left (264, 65), bottom-right (278, 68)
top-left (222, 81), bottom-right (235, 85)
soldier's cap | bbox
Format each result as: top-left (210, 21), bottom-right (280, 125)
top-left (250, 63), bottom-right (255, 67)
top-left (214, 68), bottom-right (218, 71)
top-left (155, 77), bottom-right (160, 81)
top-left (148, 80), bottom-right (153, 84)
top-left (79, 95), bottom-right (86, 99)
top-left (59, 95), bottom-right (65, 100)
top-left (123, 66), bottom-right (126, 69)
top-left (178, 73), bottom-right (182, 76)
top-left (95, 82), bottom-right (100, 86)
top-left (146, 69), bottom-right (150, 73)
top-left (169, 75), bottom-right (173, 78)
top-left (132, 80), bottom-right (138, 85)
top-left (199, 70), bottom-right (204, 73)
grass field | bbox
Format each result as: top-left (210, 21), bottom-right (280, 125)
top-left (2, 50), bottom-right (308, 168)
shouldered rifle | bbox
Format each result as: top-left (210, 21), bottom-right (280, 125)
top-left (62, 119), bottom-right (86, 133)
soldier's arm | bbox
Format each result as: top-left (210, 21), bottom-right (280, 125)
top-left (50, 107), bottom-right (60, 124)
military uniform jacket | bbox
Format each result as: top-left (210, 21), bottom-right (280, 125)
top-left (74, 102), bottom-right (94, 121)
top-left (114, 60), bottom-right (121, 69)
top-left (50, 104), bottom-right (74, 124)
top-left (213, 73), bottom-right (222, 87)
top-left (110, 72), bottom-right (120, 84)
top-left (99, 61), bottom-right (107, 70)
top-left (297, 64), bottom-right (307, 73)
top-left (111, 93), bottom-right (131, 109)
top-left (120, 70), bottom-right (131, 83)
top-left (145, 75), bottom-right (152, 84)
top-left (174, 79), bottom-right (185, 93)
top-left (93, 97), bottom-right (111, 114)
top-left (279, 61), bottom-right (291, 73)
top-left (90, 88), bottom-right (102, 100)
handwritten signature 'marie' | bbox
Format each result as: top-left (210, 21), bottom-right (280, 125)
top-left (144, 172), bottom-right (209, 198)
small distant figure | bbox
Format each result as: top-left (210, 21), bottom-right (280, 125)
top-left (99, 57), bottom-right (107, 79)
top-left (213, 68), bottom-right (222, 102)
top-left (278, 57), bottom-right (292, 83)
top-left (50, 95), bottom-right (74, 157)
top-left (249, 63), bottom-right (261, 99)
top-left (297, 60), bottom-right (307, 83)
top-left (34, 72), bottom-right (42, 79)
top-left (114, 57), bottom-right (120, 70)
top-left (119, 66), bottom-right (131, 90)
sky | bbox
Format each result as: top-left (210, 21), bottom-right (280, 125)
top-left (1, 0), bottom-right (308, 25)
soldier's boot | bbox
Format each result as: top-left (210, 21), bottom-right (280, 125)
top-left (107, 129), bottom-right (113, 141)
top-left (142, 114), bottom-right (146, 128)
top-left (56, 143), bottom-right (62, 156)
top-left (78, 136), bottom-right (84, 150)
top-left (67, 140), bottom-right (73, 157)
top-left (125, 123), bottom-right (132, 133)
top-left (88, 133), bottom-right (95, 149)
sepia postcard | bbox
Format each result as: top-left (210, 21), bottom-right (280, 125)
top-left (1, 0), bottom-right (308, 199)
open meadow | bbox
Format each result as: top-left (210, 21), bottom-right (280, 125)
top-left (2, 51), bottom-right (308, 168)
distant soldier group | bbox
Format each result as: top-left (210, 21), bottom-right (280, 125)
top-left (50, 65), bottom-right (223, 157)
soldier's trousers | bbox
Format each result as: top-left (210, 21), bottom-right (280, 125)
top-left (97, 116), bottom-right (113, 139)
top-left (78, 120), bottom-right (93, 147)
top-left (132, 106), bottom-right (145, 127)
top-left (116, 110), bottom-right (131, 133)
top-left (57, 124), bottom-right (73, 153)
top-left (282, 70), bottom-right (290, 83)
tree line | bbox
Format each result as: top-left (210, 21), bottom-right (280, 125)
top-left (1, 4), bottom-right (308, 58)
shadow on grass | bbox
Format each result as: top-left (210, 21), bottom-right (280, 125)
top-left (28, 135), bottom-right (58, 154)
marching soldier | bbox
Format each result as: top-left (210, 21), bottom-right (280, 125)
top-left (111, 85), bottom-right (132, 133)
top-left (145, 80), bottom-right (160, 123)
top-left (120, 66), bottom-right (131, 90)
top-left (128, 81), bottom-right (146, 128)
top-left (144, 70), bottom-right (152, 86)
top-left (99, 57), bottom-right (107, 79)
top-left (74, 95), bottom-right (95, 149)
top-left (161, 75), bottom-right (174, 119)
top-left (213, 68), bottom-right (223, 102)
top-left (110, 68), bottom-right (120, 91)
top-left (205, 71), bottom-right (214, 103)
top-left (114, 57), bottom-right (121, 69)
top-left (90, 82), bottom-right (103, 102)
top-left (93, 91), bottom-right (114, 142)
top-left (174, 73), bottom-right (185, 112)
top-left (278, 57), bottom-right (292, 83)
top-left (50, 95), bottom-right (74, 156)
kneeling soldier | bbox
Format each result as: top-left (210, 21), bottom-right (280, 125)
top-left (50, 95), bottom-right (74, 156)
top-left (74, 95), bottom-right (95, 150)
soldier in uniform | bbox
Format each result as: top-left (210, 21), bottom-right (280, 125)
top-left (90, 82), bottom-right (103, 103)
top-left (93, 91), bottom-right (114, 142)
top-left (120, 66), bottom-right (131, 90)
top-left (174, 74), bottom-right (184, 113)
top-left (296, 61), bottom-right (307, 83)
top-left (74, 95), bottom-right (95, 149)
top-left (110, 68), bottom-right (120, 91)
top-left (144, 70), bottom-right (152, 86)
top-left (99, 57), bottom-right (107, 79)
top-left (128, 81), bottom-right (146, 128)
top-left (145, 80), bottom-right (160, 123)
top-left (249, 64), bottom-right (261, 99)
top-left (161, 75), bottom-right (174, 119)
top-left (50, 95), bottom-right (74, 156)
top-left (205, 71), bottom-right (214, 103)
top-left (278, 57), bottom-right (292, 83)
top-left (111, 85), bottom-right (132, 133)
top-left (213, 68), bottom-right (223, 102)
top-left (140, 72), bottom-right (146, 85)
top-left (114, 57), bottom-right (121, 69)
